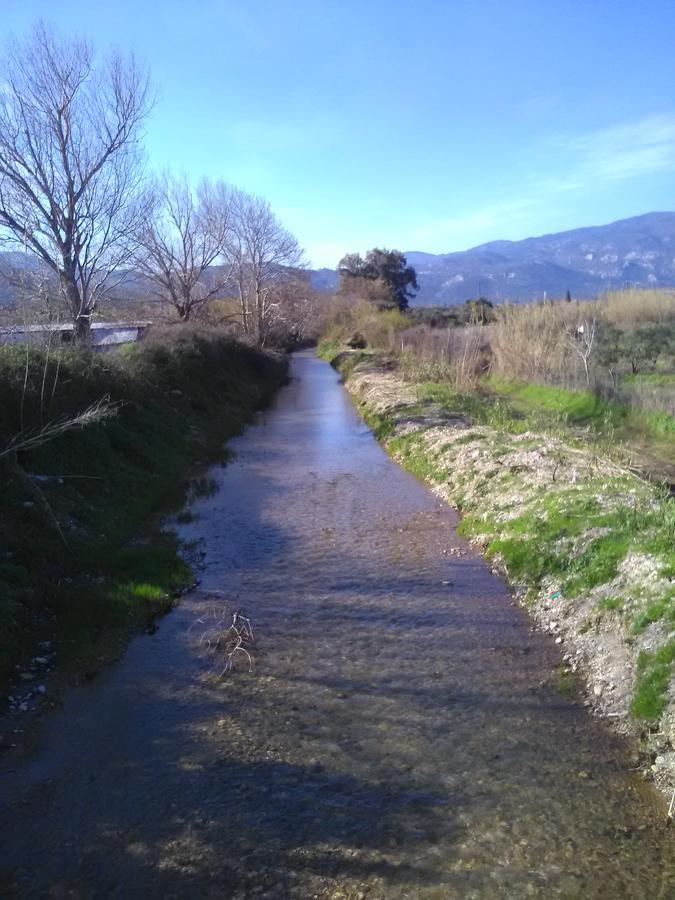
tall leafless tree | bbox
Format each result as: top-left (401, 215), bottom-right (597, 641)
top-left (135, 174), bottom-right (233, 321)
top-left (0, 22), bottom-right (152, 342)
top-left (229, 190), bottom-right (304, 345)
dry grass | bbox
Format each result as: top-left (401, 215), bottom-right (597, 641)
top-left (320, 289), bottom-right (675, 416)
top-left (321, 297), bottom-right (409, 353)
top-left (490, 290), bottom-right (675, 388)
top-left (598, 289), bottom-right (675, 326)
top-left (491, 301), bottom-right (574, 383)
top-left (398, 325), bottom-right (486, 390)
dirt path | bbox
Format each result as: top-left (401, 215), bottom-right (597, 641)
top-left (1, 351), bottom-right (673, 898)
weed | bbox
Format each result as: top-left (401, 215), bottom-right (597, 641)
top-left (598, 596), bottom-right (624, 612)
top-left (632, 642), bottom-right (675, 720)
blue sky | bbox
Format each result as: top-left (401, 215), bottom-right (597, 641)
top-left (3, 0), bottom-right (675, 267)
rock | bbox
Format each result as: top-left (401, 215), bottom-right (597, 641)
top-left (593, 685), bottom-right (603, 697)
top-left (555, 636), bottom-right (563, 644)
top-left (19, 673), bottom-right (34, 682)
top-left (655, 755), bottom-right (666, 767)
top-left (36, 685), bottom-right (46, 694)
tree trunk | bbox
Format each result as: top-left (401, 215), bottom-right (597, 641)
top-left (255, 285), bottom-right (267, 347)
top-left (74, 315), bottom-right (91, 345)
top-left (61, 275), bottom-right (91, 346)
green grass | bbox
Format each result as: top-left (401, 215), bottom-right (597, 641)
top-left (631, 586), bottom-right (675, 634)
top-left (632, 641), bottom-right (675, 720)
top-left (52, 534), bottom-right (193, 673)
top-left (624, 373), bottom-right (675, 386)
top-left (598, 596), bottom-right (624, 612)
top-left (316, 338), bottom-right (340, 361)
top-left (456, 488), bottom-right (627, 593)
top-left (362, 408), bottom-right (395, 441)
top-left (487, 377), bottom-right (675, 450)
top-left (388, 432), bottom-right (448, 483)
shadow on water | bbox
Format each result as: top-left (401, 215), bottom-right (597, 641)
top-left (1, 351), bottom-right (675, 898)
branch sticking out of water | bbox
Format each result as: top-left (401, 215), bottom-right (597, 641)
top-left (189, 601), bottom-right (255, 676)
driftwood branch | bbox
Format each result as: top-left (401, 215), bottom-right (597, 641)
top-left (190, 600), bottom-right (255, 676)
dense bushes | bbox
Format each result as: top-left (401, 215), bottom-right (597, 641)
top-left (318, 298), bottom-right (409, 357)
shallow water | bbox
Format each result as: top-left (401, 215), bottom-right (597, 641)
top-left (1, 351), bottom-right (674, 898)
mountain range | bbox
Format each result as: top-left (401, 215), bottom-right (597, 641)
top-left (399, 211), bottom-right (675, 305)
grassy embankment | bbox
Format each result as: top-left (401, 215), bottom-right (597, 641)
top-left (0, 329), bottom-right (287, 692)
top-left (321, 342), bottom-right (675, 733)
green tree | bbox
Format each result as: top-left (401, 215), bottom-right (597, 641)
top-left (622, 325), bottom-right (671, 374)
top-left (338, 248), bottom-right (417, 311)
top-left (597, 322), bottom-right (671, 380)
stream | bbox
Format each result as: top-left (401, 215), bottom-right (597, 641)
top-left (1, 350), bottom-right (674, 898)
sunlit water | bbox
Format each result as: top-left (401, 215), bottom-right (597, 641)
top-left (1, 351), bottom-right (673, 898)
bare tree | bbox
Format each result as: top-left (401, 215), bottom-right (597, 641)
top-left (565, 316), bottom-right (597, 386)
top-left (229, 190), bottom-right (304, 345)
top-left (266, 272), bottom-right (327, 345)
top-left (135, 174), bottom-right (233, 321)
top-left (0, 22), bottom-right (152, 343)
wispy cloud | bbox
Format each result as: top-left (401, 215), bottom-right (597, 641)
top-left (562, 113), bottom-right (675, 182)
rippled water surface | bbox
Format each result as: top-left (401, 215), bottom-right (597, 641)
top-left (1, 351), bottom-right (674, 898)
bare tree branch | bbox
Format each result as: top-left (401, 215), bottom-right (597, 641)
top-left (134, 174), bottom-right (233, 321)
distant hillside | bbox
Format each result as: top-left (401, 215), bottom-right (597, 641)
top-left (405, 212), bottom-right (675, 305)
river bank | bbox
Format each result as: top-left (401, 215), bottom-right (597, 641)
top-left (0, 329), bottom-right (288, 713)
top-left (329, 348), bottom-right (675, 803)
